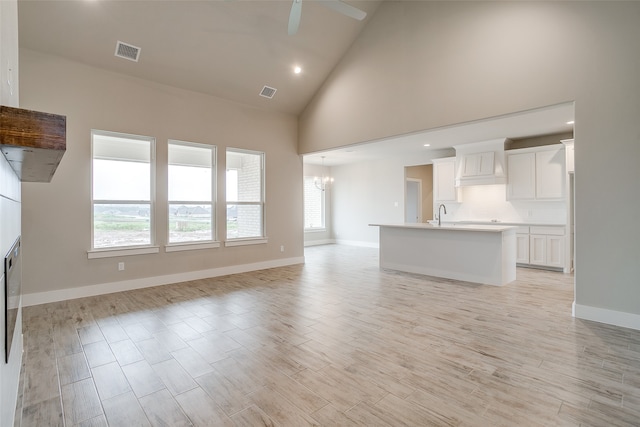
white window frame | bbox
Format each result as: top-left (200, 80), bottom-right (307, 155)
top-left (225, 148), bottom-right (266, 245)
top-left (304, 175), bottom-right (326, 232)
top-left (166, 140), bottom-right (219, 251)
top-left (88, 130), bottom-right (158, 259)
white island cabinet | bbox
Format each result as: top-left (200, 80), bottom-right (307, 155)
top-left (370, 223), bottom-right (517, 286)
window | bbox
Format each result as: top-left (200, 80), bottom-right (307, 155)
top-left (92, 131), bottom-right (155, 249)
top-left (168, 141), bottom-right (216, 244)
top-left (226, 149), bottom-right (265, 240)
top-left (304, 176), bottom-right (324, 230)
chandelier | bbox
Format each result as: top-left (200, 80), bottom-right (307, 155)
top-left (314, 156), bottom-right (332, 191)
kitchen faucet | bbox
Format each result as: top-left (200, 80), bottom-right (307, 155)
top-left (438, 204), bottom-right (447, 226)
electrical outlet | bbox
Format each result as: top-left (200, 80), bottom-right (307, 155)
top-left (118, 262), bottom-right (125, 271)
top-left (280, 245), bottom-right (285, 253)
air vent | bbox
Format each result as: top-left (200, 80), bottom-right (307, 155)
top-left (259, 86), bottom-right (277, 99)
top-left (115, 41), bottom-right (141, 62)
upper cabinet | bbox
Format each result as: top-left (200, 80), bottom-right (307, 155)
top-left (432, 157), bottom-right (458, 202)
top-left (562, 139), bottom-right (575, 173)
top-left (507, 152), bottom-right (536, 199)
top-left (535, 149), bottom-right (565, 199)
top-left (507, 145), bottom-right (565, 201)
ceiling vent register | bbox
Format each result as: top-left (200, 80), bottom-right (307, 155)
top-left (115, 41), bottom-right (141, 62)
top-left (259, 86), bottom-right (277, 99)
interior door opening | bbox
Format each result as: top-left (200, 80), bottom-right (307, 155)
top-left (405, 164), bottom-right (433, 223)
top-left (405, 179), bottom-right (421, 223)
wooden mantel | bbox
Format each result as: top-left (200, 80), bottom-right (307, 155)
top-left (0, 105), bottom-right (66, 182)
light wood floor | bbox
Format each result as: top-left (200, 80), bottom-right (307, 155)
top-left (14, 244), bottom-right (640, 426)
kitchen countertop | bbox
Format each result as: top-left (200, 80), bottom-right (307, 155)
top-left (369, 223), bottom-right (517, 233)
top-left (449, 221), bottom-right (566, 227)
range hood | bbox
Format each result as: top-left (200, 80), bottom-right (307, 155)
top-left (453, 138), bottom-right (508, 187)
top-left (0, 105), bottom-right (66, 182)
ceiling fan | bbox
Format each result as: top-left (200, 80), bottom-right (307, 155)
top-left (288, 0), bottom-right (367, 35)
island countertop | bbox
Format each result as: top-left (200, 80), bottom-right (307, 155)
top-left (369, 223), bottom-right (517, 233)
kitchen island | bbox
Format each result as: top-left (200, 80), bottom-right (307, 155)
top-left (370, 223), bottom-right (517, 286)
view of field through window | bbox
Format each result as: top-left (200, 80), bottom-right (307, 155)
top-left (92, 132), bottom-right (153, 249)
top-left (168, 142), bottom-right (215, 243)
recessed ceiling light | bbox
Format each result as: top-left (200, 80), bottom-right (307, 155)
top-left (294, 66), bottom-right (302, 74)
top-left (566, 120), bottom-right (574, 125)
top-left (423, 144), bottom-right (431, 147)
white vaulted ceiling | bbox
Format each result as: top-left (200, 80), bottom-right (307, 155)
top-left (18, 1), bottom-right (573, 166)
top-left (18, 0), bottom-right (382, 115)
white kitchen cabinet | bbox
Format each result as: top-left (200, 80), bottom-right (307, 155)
top-left (529, 226), bottom-right (565, 268)
top-left (535, 149), bottom-right (565, 199)
top-left (507, 145), bottom-right (565, 201)
top-left (529, 234), bottom-right (547, 265)
top-left (562, 139), bottom-right (574, 173)
top-left (433, 157), bottom-right (458, 202)
top-left (507, 152), bottom-right (536, 200)
top-left (516, 233), bottom-right (530, 264)
top-left (546, 235), bottom-right (565, 268)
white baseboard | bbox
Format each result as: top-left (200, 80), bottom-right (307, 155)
top-left (22, 256), bottom-right (305, 307)
top-left (573, 302), bottom-right (640, 331)
top-left (304, 239), bottom-right (336, 247)
top-left (335, 239), bottom-right (379, 249)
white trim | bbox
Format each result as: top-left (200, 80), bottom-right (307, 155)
top-left (22, 256), bottom-right (305, 307)
top-left (88, 246), bottom-right (160, 259)
top-left (573, 303), bottom-right (640, 331)
top-left (304, 228), bottom-right (327, 233)
top-left (304, 239), bottom-right (335, 247)
top-left (165, 241), bottom-right (221, 252)
top-left (224, 238), bottom-right (268, 247)
top-left (335, 239), bottom-right (380, 249)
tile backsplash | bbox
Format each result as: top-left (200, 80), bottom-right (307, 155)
top-left (437, 184), bottom-right (567, 224)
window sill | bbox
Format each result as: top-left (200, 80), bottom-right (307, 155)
top-left (305, 228), bottom-right (327, 233)
top-left (165, 241), bottom-right (221, 252)
top-left (224, 237), bottom-right (268, 247)
top-left (88, 246), bottom-right (160, 259)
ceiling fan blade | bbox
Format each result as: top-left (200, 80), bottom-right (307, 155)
top-left (288, 0), bottom-right (302, 35)
top-left (321, 0), bottom-right (366, 21)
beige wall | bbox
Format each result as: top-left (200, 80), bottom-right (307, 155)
top-left (508, 132), bottom-right (573, 150)
top-left (405, 164), bottom-right (433, 221)
top-left (299, 2), bottom-right (640, 324)
top-left (19, 49), bottom-right (303, 297)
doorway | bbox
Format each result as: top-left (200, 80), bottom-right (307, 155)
top-left (405, 164), bottom-right (433, 223)
top-left (406, 179), bottom-right (421, 223)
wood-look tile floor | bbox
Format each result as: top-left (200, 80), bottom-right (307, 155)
top-left (15, 244), bottom-right (640, 426)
